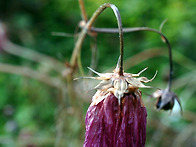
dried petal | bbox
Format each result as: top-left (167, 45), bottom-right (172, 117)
top-left (82, 67), bottom-right (155, 105)
top-left (81, 61), bottom-right (155, 147)
top-left (84, 91), bottom-right (147, 147)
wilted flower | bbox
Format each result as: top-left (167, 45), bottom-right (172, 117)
top-left (83, 59), bottom-right (157, 147)
top-left (152, 88), bottom-right (182, 113)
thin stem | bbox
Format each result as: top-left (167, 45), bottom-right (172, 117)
top-left (89, 35), bottom-right (98, 76)
top-left (70, 3), bottom-right (124, 76)
top-left (109, 4), bottom-right (124, 75)
top-left (159, 19), bottom-right (168, 32)
top-left (78, 0), bottom-right (88, 22)
top-left (90, 27), bottom-right (173, 89)
top-left (77, 48), bottom-right (85, 76)
top-left (106, 48), bottom-right (165, 72)
top-left (51, 32), bottom-right (76, 37)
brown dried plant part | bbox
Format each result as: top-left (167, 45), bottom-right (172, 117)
top-left (152, 88), bottom-right (183, 114)
top-left (76, 58), bottom-right (157, 105)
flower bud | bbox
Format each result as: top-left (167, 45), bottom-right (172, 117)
top-left (152, 88), bottom-right (182, 114)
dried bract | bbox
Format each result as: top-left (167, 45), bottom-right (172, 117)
top-left (85, 60), bottom-right (157, 105)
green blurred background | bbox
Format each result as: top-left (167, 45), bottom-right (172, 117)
top-left (0, 0), bottom-right (196, 146)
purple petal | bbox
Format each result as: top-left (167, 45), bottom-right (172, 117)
top-left (84, 92), bottom-right (147, 147)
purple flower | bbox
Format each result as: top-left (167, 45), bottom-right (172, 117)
top-left (82, 61), bottom-right (156, 147)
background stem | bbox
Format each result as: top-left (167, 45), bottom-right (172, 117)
top-left (78, 0), bottom-right (88, 22)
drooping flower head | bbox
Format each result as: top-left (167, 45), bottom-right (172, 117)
top-left (83, 58), bottom-right (157, 147)
top-left (73, 3), bottom-right (180, 147)
top-left (152, 87), bottom-right (182, 114)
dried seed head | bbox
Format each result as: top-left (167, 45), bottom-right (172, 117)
top-left (152, 88), bottom-right (182, 114)
top-left (86, 58), bottom-right (157, 105)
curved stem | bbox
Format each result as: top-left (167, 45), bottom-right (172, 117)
top-left (90, 27), bottom-right (173, 89)
top-left (110, 5), bottom-right (124, 76)
top-left (86, 3), bottom-right (124, 75)
top-left (70, 3), bottom-right (124, 76)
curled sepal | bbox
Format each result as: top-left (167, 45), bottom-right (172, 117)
top-left (84, 90), bottom-right (147, 147)
top-left (152, 88), bottom-right (182, 114)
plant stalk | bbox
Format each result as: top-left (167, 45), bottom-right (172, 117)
top-left (90, 27), bottom-right (173, 89)
top-left (70, 3), bottom-right (124, 76)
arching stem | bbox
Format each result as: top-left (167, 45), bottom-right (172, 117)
top-left (70, 3), bottom-right (124, 76)
top-left (90, 27), bottom-right (173, 90)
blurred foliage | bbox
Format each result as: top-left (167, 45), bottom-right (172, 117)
top-left (0, 0), bottom-right (196, 146)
